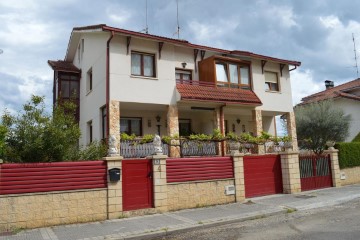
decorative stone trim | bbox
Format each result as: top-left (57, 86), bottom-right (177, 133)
top-left (285, 111), bottom-right (298, 152)
top-left (167, 105), bottom-right (180, 157)
top-left (231, 151), bottom-right (245, 202)
top-left (149, 154), bottom-right (168, 212)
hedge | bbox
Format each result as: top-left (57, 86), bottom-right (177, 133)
top-left (335, 142), bottom-right (360, 169)
top-left (352, 132), bottom-right (360, 142)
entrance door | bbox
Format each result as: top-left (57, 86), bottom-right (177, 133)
top-left (122, 159), bottom-right (153, 211)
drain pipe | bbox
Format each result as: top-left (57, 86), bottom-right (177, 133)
top-left (106, 31), bottom-right (115, 140)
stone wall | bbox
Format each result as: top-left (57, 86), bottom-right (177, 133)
top-left (0, 189), bottom-right (107, 232)
top-left (167, 179), bottom-right (235, 211)
top-left (341, 166), bottom-right (360, 185)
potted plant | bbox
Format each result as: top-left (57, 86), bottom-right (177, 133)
top-left (226, 132), bottom-right (240, 151)
top-left (281, 136), bottom-right (292, 151)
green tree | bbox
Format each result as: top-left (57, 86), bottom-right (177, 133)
top-left (295, 100), bottom-right (351, 154)
top-left (2, 95), bottom-right (106, 163)
top-left (0, 124), bottom-right (6, 158)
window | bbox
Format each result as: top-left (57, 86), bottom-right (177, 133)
top-left (131, 52), bottom-right (155, 77)
top-left (59, 74), bottom-right (79, 99)
top-left (87, 121), bottom-right (93, 143)
top-left (215, 62), bottom-right (250, 89)
top-left (87, 68), bottom-right (93, 93)
top-left (179, 119), bottom-right (191, 136)
top-left (120, 117), bottom-right (142, 136)
top-left (175, 69), bottom-right (192, 82)
top-left (265, 71), bottom-right (279, 91)
top-left (101, 106), bottom-right (107, 140)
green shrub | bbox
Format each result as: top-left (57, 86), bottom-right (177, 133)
top-left (335, 142), bottom-right (360, 169)
top-left (352, 132), bottom-right (360, 142)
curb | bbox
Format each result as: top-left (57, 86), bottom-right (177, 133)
top-left (121, 209), bottom-right (287, 240)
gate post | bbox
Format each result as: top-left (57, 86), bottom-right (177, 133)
top-left (231, 151), bottom-right (245, 202)
top-left (280, 151), bottom-right (301, 193)
top-left (103, 156), bottom-right (123, 219)
top-left (150, 154), bottom-right (168, 212)
top-left (324, 149), bottom-right (341, 187)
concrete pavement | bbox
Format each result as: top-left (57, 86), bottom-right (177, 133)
top-left (1, 184), bottom-right (360, 240)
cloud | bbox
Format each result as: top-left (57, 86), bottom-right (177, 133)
top-left (290, 69), bottom-right (323, 105)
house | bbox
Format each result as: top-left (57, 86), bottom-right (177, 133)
top-left (298, 79), bottom-right (360, 142)
top-left (48, 24), bottom-right (301, 156)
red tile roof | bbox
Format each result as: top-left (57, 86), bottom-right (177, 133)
top-left (300, 78), bottom-right (360, 105)
top-left (47, 60), bottom-right (80, 73)
top-left (176, 83), bottom-right (262, 105)
top-left (70, 24), bottom-right (301, 67)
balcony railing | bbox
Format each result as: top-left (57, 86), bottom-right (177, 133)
top-left (120, 140), bottom-right (169, 158)
top-left (176, 79), bottom-right (216, 87)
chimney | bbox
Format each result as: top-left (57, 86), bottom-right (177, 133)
top-left (325, 80), bottom-right (334, 89)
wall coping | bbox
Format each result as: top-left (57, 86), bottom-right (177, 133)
top-left (147, 154), bottom-right (168, 160)
top-left (324, 149), bottom-right (339, 153)
top-left (168, 178), bottom-right (235, 185)
top-left (279, 151), bottom-right (299, 156)
top-left (103, 156), bottom-right (124, 161)
top-left (0, 188), bottom-right (107, 198)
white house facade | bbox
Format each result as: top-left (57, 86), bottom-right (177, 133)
top-left (48, 24), bottom-right (301, 156)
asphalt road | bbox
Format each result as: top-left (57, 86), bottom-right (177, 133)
top-left (151, 198), bottom-right (360, 240)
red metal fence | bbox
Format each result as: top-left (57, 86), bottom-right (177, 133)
top-left (166, 157), bottom-right (234, 183)
top-left (299, 154), bottom-right (332, 191)
top-left (0, 161), bottom-right (107, 195)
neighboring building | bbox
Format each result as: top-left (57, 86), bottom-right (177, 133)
top-left (299, 79), bottom-right (360, 142)
top-left (48, 24), bottom-right (301, 155)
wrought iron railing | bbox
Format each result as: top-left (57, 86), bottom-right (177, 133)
top-left (120, 140), bottom-right (169, 158)
top-left (179, 140), bottom-right (218, 157)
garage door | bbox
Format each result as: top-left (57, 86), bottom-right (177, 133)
top-left (244, 154), bottom-right (283, 198)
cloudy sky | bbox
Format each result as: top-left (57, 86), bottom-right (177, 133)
top-left (1, 0), bottom-right (360, 113)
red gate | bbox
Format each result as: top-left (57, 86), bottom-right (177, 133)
top-left (122, 159), bottom-right (153, 211)
top-left (244, 154), bottom-right (283, 198)
top-left (300, 154), bottom-right (333, 191)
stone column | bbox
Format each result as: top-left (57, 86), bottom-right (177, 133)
top-left (167, 105), bottom-right (180, 157)
top-left (324, 148), bottom-right (341, 187)
top-left (231, 151), bottom-right (245, 202)
top-left (280, 151), bottom-right (301, 193)
top-left (285, 111), bottom-right (298, 152)
top-left (213, 108), bottom-right (223, 155)
top-left (103, 156), bottom-right (123, 219)
top-left (252, 109), bottom-right (265, 154)
top-left (149, 154), bottom-right (168, 212)
top-left (109, 100), bottom-right (121, 151)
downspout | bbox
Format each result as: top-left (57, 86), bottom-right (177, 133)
top-left (106, 31), bottom-right (115, 140)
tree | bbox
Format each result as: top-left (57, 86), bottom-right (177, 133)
top-left (295, 100), bottom-right (351, 154)
top-left (1, 95), bottom-right (106, 163)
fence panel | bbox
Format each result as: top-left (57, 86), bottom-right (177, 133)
top-left (167, 157), bottom-right (233, 183)
top-left (120, 140), bottom-right (169, 158)
top-left (0, 161), bottom-right (107, 195)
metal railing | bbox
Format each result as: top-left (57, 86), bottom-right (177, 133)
top-left (120, 140), bottom-right (169, 158)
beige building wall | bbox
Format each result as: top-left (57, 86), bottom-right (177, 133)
top-left (0, 189), bottom-right (107, 232)
top-left (340, 166), bottom-right (360, 185)
top-left (167, 179), bottom-right (236, 211)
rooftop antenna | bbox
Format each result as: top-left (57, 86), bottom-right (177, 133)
top-left (140, 0), bottom-right (149, 34)
top-left (173, 0), bottom-right (180, 39)
top-left (352, 33), bottom-right (359, 78)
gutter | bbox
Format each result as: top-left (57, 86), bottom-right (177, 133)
top-left (106, 31), bottom-right (115, 139)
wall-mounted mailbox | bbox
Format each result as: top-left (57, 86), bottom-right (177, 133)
top-left (109, 168), bottom-right (121, 182)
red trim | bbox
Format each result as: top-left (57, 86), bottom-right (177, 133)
top-left (101, 25), bottom-right (300, 66)
top-left (106, 31), bottom-right (115, 139)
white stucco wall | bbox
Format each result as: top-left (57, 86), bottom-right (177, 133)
top-left (334, 98), bottom-right (360, 142)
top-left (252, 60), bottom-right (294, 112)
top-left (73, 32), bottom-right (108, 146)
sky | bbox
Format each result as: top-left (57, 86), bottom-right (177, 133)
top-left (1, 0), bottom-right (360, 114)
